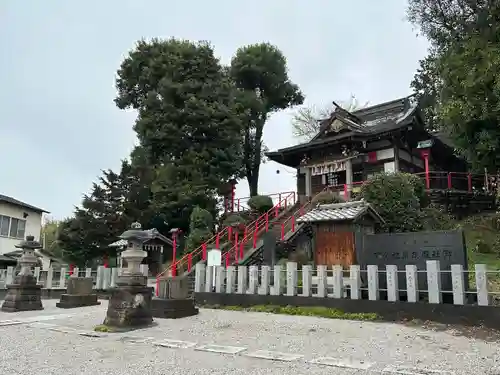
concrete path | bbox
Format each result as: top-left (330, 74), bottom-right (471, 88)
top-left (0, 300), bottom-right (498, 374)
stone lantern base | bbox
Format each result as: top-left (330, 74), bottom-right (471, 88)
top-left (1, 275), bottom-right (43, 312)
top-left (152, 277), bottom-right (198, 319)
top-left (103, 281), bottom-right (154, 329)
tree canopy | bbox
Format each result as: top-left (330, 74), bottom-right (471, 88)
top-left (230, 43), bottom-right (304, 195)
top-left (409, 0), bottom-right (500, 172)
top-left (60, 38), bottom-right (305, 264)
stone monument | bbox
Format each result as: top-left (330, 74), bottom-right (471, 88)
top-left (103, 222), bottom-right (153, 328)
top-left (262, 231), bottom-right (277, 266)
top-left (1, 235), bottom-right (43, 312)
top-left (152, 276), bottom-right (199, 319)
top-left (56, 277), bottom-right (100, 308)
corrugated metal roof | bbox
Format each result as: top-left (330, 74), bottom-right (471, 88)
top-left (0, 194), bottom-right (49, 213)
top-left (297, 200), bottom-right (384, 224)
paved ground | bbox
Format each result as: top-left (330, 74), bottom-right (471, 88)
top-left (0, 300), bottom-right (498, 374)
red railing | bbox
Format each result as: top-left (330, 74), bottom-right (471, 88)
top-left (413, 171), bottom-right (486, 192)
top-left (220, 188), bottom-right (334, 266)
top-left (221, 192), bottom-right (297, 266)
top-left (322, 171), bottom-right (488, 198)
top-left (225, 191), bottom-right (296, 213)
top-left (155, 191), bottom-right (298, 292)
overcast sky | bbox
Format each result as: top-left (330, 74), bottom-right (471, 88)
top-left (0, 0), bottom-right (429, 220)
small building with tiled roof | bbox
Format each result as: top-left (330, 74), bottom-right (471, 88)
top-left (296, 200), bottom-right (383, 268)
top-left (0, 194), bottom-right (48, 256)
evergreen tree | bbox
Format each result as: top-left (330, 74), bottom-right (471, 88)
top-left (230, 43), bottom-right (304, 195)
top-left (114, 38), bottom-right (245, 227)
top-left (408, 0), bottom-right (500, 172)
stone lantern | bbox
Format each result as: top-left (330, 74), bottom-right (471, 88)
top-left (103, 222), bottom-right (153, 328)
top-left (1, 235), bottom-right (43, 312)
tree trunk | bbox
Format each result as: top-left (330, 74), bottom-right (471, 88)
top-left (248, 174), bottom-right (259, 196)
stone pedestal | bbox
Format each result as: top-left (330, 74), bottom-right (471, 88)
top-left (1, 236), bottom-right (44, 313)
top-left (56, 277), bottom-right (100, 309)
top-left (153, 276), bottom-right (198, 319)
top-left (1, 276), bottom-right (43, 312)
top-left (104, 283), bottom-right (153, 328)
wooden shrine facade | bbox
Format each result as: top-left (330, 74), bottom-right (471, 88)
top-left (266, 96), bottom-right (491, 206)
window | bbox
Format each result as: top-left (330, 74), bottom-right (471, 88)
top-left (9, 218), bottom-right (26, 239)
top-left (0, 215), bottom-right (26, 239)
top-left (0, 215), bottom-right (9, 236)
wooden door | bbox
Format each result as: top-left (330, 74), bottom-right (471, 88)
top-left (315, 227), bottom-right (355, 267)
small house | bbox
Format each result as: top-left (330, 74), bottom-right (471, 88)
top-left (297, 200), bottom-right (384, 267)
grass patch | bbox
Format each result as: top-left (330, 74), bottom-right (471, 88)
top-left (93, 324), bottom-right (116, 333)
top-left (202, 304), bottom-right (380, 321)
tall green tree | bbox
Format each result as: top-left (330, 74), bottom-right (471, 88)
top-left (58, 159), bottom-right (147, 265)
top-left (115, 38), bottom-right (245, 225)
top-left (230, 43), bottom-right (304, 196)
top-left (291, 95), bottom-right (369, 143)
top-left (408, 0), bottom-right (500, 171)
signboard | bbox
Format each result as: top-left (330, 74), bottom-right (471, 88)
top-left (355, 230), bottom-right (468, 292)
top-left (417, 139), bottom-right (434, 149)
top-left (310, 161), bottom-right (346, 176)
top-left (262, 231), bottom-right (277, 266)
top-left (207, 248), bottom-right (222, 291)
top-left (207, 249), bottom-right (222, 267)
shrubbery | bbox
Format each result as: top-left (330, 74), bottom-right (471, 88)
top-left (359, 172), bottom-right (454, 232)
top-left (185, 206), bottom-right (214, 251)
top-left (248, 195), bottom-right (274, 213)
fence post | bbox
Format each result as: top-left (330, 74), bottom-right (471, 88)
top-left (475, 264), bottom-right (489, 306)
top-left (102, 268), bottom-right (111, 290)
top-left (46, 267), bottom-right (53, 289)
top-left (286, 262), bottom-right (298, 296)
top-left (426, 260), bottom-right (442, 304)
top-left (72, 267), bottom-right (79, 278)
top-left (451, 264), bottom-right (465, 305)
top-left (59, 267), bottom-right (67, 289)
top-left (95, 266), bottom-right (105, 289)
top-left (194, 263), bottom-right (205, 293)
top-left (226, 266), bottom-right (236, 293)
top-left (140, 264), bottom-right (148, 277)
top-left (85, 268), bottom-right (92, 278)
top-left (205, 266), bottom-right (214, 293)
top-left (301, 265), bottom-right (312, 297)
top-left (247, 266), bottom-right (258, 294)
top-left (5, 266), bottom-right (14, 285)
top-left (259, 265), bottom-right (270, 295)
top-left (332, 265), bottom-right (343, 299)
top-left (367, 265), bottom-right (379, 301)
top-left (271, 265), bottom-right (281, 296)
top-left (110, 267), bottom-right (118, 288)
top-left (214, 266), bottom-right (225, 293)
top-left (316, 265), bottom-right (327, 298)
top-left (349, 265), bottom-right (361, 300)
top-left (34, 267), bottom-right (41, 283)
top-left (405, 265), bottom-right (418, 302)
top-left (237, 266), bottom-right (247, 294)
top-left (386, 265), bottom-right (399, 302)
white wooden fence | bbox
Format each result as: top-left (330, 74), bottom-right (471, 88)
top-left (0, 265), bottom-right (150, 290)
top-left (194, 260), bottom-right (493, 306)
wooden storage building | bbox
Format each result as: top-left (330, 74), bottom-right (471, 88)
top-left (297, 200), bottom-right (384, 268)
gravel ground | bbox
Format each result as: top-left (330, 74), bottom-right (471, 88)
top-left (0, 300), bottom-right (499, 374)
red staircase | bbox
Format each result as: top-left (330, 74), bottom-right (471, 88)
top-left (221, 190), bottom-right (324, 266)
top-left (155, 192), bottom-right (297, 290)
